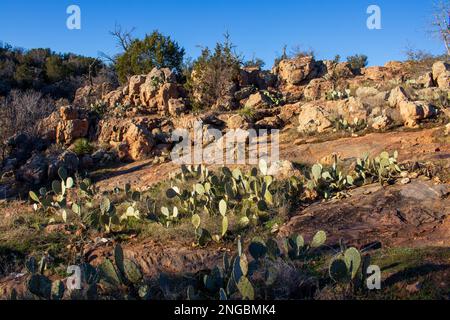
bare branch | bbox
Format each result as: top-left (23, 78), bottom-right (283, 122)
top-left (109, 23), bottom-right (136, 52)
top-left (98, 51), bottom-right (116, 64)
top-left (430, 0), bottom-right (450, 55)
top-left (109, 23), bottom-right (136, 51)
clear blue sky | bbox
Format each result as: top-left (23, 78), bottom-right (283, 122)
top-left (0, 0), bottom-right (445, 67)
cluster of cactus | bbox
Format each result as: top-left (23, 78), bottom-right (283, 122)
top-left (25, 256), bottom-right (58, 300)
top-left (333, 117), bottom-right (367, 133)
top-left (29, 167), bottom-right (141, 233)
top-left (354, 151), bottom-right (402, 185)
top-left (187, 237), bottom-right (255, 300)
top-left (306, 151), bottom-right (405, 199)
top-left (165, 160), bottom-right (301, 246)
top-left (25, 256), bottom-right (99, 300)
top-left (188, 230), bottom-right (327, 300)
top-left (89, 183), bottom-right (142, 233)
top-left (29, 167), bottom-right (75, 222)
top-left (284, 230), bottom-right (327, 260)
top-left (262, 90), bottom-right (284, 106)
top-left (98, 244), bottom-right (150, 299)
top-left (326, 89), bottom-right (350, 101)
top-left (328, 246), bottom-right (371, 290)
top-left (307, 155), bottom-right (354, 199)
top-left (23, 245), bottom-right (149, 300)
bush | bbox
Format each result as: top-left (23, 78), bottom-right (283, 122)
top-left (0, 89), bottom-right (55, 142)
top-left (0, 42), bottom-right (110, 99)
top-left (346, 54), bottom-right (368, 72)
top-left (243, 57), bottom-right (265, 69)
top-left (186, 34), bottom-right (241, 110)
top-left (290, 45), bottom-right (316, 59)
top-left (72, 138), bottom-right (93, 156)
top-left (114, 31), bottom-right (185, 84)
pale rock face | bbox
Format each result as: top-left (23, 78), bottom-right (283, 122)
top-left (255, 115), bottom-right (283, 129)
top-left (139, 76), bottom-right (160, 109)
top-left (398, 100), bottom-right (437, 128)
top-left (98, 118), bottom-right (157, 161)
top-left (303, 79), bottom-right (333, 100)
top-left (327, 62), bottom-right (354, 79)
top-left (125, 124), bottom-right (155, 161)
top-left (445, 123), bottom-right (450, 136)
top-left (297, 103), bottom-right (333, 133)
top-left (356, 86), bottom-right (379, 98)
top-left (244, 92), bottom-right (272, 109)
top-left (103, 90), bottom-right (124, 107)
top-left (278, 56), bottom-right (317, 85)
top-left (158, 83), bottom-right (184, 115)
top-left (223, 114), bottom-right (249, 130)
top-left (73, 83), bottom-right (112, 106)
top-left (417, 72), bottom-right (434, 88)
top-left (128, 75), bottom-right (147, 97)
top-left (56, 119), bottom-right (89, 145)
top-left (267, 160), bottom-right (301, 180)
top-left (55, 106), bottom-right (89, 145)
top-left (388, 86), bottom-right (410, 108)
top-left (361, 66), bottom-right (387, 81)
top-left (37, 111), bottom-right (60, 141)
top-left (371, 115), bottom-right (390, 130)
top-left (335, 97), bottom-right (368, 123)
top-left (278, 103), bottom-right (302, 123)
top-left (432, 61), bottom-right (450, 89)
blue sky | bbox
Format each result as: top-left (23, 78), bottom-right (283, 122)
top-left (0, 0), bottom-right (445, 67)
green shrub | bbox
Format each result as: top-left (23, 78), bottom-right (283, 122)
top-left (186, 34), bottom-right (241, 110)
top-left (73, 138), bottom-right (93, 156)
top-left (115, 30), bottom-right (185, 84)
top-left (346, 54), bottom-right (368, 72)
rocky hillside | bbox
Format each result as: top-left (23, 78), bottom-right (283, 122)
top-left (0, 55), bottom-right (449, 300)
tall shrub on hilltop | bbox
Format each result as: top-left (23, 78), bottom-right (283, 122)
top-left (186, 34), bottom-right (241, 110)
top-left (346, 54), bottom-right (368, 73)
top-left (115, 30), bottom-right (185, 83)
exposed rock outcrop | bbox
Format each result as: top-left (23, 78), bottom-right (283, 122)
top-left (432, 61), bottom-right (450, 89)
top-left (56, 106), bottom-right (89, 145)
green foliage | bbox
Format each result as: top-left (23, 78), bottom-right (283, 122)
top-left (29, 167), bottom-right (140, 233)
top-left (25, 255), bottom-right (99, 300)
top-left (328, 246), bottom-right (371, 293)
top-left (262, 90), bottom-right (284, 106)
top-left (331, 116), bottom-right (367, 133)
top-left (306, 151), bottom-right (404, 199)
top-left (307, 155), bottom-right (354, 199)
top-left (0, 43), bottom-right (107, 98)
top-left (72, 138), bottom-right (93, 156)
top-left (97, 244), bottom-right (151, 299)
top-left (189, 231), bottom-right (328, 300)
top-left (115, 31), bottom-right (185, 83)
top-left (89, 100), bottom-right (108, 118)
top-left (326, 89), bottom-right (351, 101)
top-left (346, 54), bottom-right (368, 72)
top-left (243, 57), bottom-right (265, 69)
top-left (164, 161), bottom-right (302, 246)
top-left (99, 244), bottom-right (147, 292)
top-left (354, 150), bottom-right (402, 185)
top-left (186, 34), bottom-right (241, 110)
top-left (237, 106), bottom-right (256, 118)
top-left (45, 55), bottom-right (69, 82)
